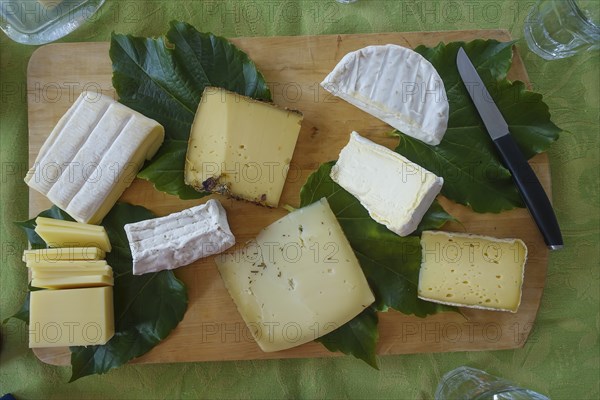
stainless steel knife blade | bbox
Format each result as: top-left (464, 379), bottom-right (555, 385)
top-left (456, 47), bottom-right (563, 250)
top-left (456, 48), bottom-right (509, 140)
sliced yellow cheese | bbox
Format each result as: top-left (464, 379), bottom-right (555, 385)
top-left (29, 287), bottom-right (114, 348)
top-left (26, 260), bottom-right (108, 268)
top-left (34, 217), bottom-right (111, 252)
top-left (31, 274), bottom-right (114, 289)
top-left (31, 267), bottom-right (113, 279)
top-left (22, 247), bottom-right (105, 263)
top-left (185, 87), bottom-right (303, 207)
top-left (417, 231), bottom-right (527, 312)
top-left (216, 198), bottom-right (375, 352)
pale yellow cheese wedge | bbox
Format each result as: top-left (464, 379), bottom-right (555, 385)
top-left (185, 87), bottom-right (303, 207)
top-left (31, 274), bottom-right (114, 289)
top-left (217, 198), bottom-right (375, 352)
top-left (22, 247), bottom-right (105, 263)
top-left (29, 287), bottom-right (114, 348)
top-left (418, 231), bottom-right (527, 312)
top-left (34, 217), bottom-right (111, 252)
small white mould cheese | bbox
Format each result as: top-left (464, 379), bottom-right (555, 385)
top-left (331, 132), bottom-right (443, 236)
top-left (124, 199), bottom-right (235, 275)
top-left (321, 44), bottom-right (449, 145)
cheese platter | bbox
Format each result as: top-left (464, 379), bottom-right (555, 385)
top-left (25, 28), bottom-right (553, 370)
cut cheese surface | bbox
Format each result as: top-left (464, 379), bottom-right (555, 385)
top-left (330, 132), bottom-right (443, 236)
top-left (31, 274), bottom-right (114, 289)
top-left (26, 260), bottom-right (108, 268)
top-left (418, 231), bottom-right (527, 312)
top-left (124, 199), bottom-right (235, 275)
top-left (185, 87), bottom-right (303, 207)
top-left (321, 44), bottom-right (449, 145)
top-left (31, 267), bottom-right (113, 279)
top-left (216, 198), bottom-right (375, 352)
top-left (25, 91), bottom-right (164, 224)
top-left (35, 217), bottom-right (111, 252)
top-left (22, 247), bottom-right (105, 262)
top-left (29, 287), bottom-right (114, 348)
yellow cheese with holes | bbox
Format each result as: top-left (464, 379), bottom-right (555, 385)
top-left (22, 247), bottom-right (105, 263)
top-left (185, 87), bottom-right (303, 207)
top-left (31, 274), bottom-right (114, 289)
top-left (29, 287), bottom-right (114, 348)
top-left (418, 231), bottom-right (527, 312)
top-left (34, 217), bottom-right (111, 252)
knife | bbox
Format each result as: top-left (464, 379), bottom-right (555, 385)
top-left (456, 47), bottom-right (563, 250)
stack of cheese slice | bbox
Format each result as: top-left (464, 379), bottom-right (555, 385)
top-left (25, 91), bottom-right (165, 224)
top-left (27, 217), bottom-right (114, 348)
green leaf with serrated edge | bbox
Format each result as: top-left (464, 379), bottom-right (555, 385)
top-left (316, 306), bottom-right (379, 369)
top-left (14, 204), bottom-right (187, 382)
top-left (300, 162), bottom-right (455, 368)
top-left (394, 39), bottom-right (561, 213)
top-left (14, 207), bottom-right (74, 250)
top-left (300, 161), bottom-right (454, 314)
top-left (110, 21), bottom-right (271, 199)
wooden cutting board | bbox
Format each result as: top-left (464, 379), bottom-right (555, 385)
top-left (27, 29), bottom-right (551, 366)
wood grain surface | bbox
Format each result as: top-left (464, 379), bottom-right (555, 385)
top-left (26, 29), bottom-right (550, 366)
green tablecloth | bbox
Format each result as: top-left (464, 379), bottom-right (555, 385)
top-left (1, 1), bottom-right (598, 398)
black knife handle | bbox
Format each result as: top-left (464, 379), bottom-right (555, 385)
top-left (493, 134), bottom-right (563, 250)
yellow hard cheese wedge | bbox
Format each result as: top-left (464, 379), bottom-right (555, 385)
top-left (25, 91), bottom-right (164, 224)
top-left (31, 266), bottom-right (113, 279)
top-left (216, 198), bottom-right (375, 352)
top-left (29, 287), bottom-right (114, 348)
top-left (22, 247), bottom-right (105, 263)
top-left (418, 231), bottom-right (527, 312)
top-left (185, 87), bottom-right (303, 207)
top-left (31, 274), bottom-right (114, 289)
top-left (34, 217), bottom-right (111, 252)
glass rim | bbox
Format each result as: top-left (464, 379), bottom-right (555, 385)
top-left (568, 0), bottom-right (600, 30)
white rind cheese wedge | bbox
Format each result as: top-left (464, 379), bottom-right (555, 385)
top-left (418, 231), bottom-right (528, 312)
top-left (321, 44), bottom-right (449, 145)
top-left (185, 87), bottom-right (303, 207)
top-left (331, 132), bottom-right (443, 236)
top-left (25, 91), bottom-right (164, 224)
top-left (124, 199), bottom-right (235, 275)
top-left (216, 198), bottom-right (375, 352)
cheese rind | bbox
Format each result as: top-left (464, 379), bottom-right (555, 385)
top-left (29, 287), bottom-right (114, 348)
top-left (124, 199), bottom-right (235, 275)
top-left (216, 198), bottom-right (375, 352)
top-left (184, 87), bottom-right (303, 207)
top-left (330, 132), bottom-right (443, 236)
top-left (417, 231), bottom-right (527, 312)
top-left (22, 247), bottom-right (105, 262)
top-left (321, 44), bottom-right (449, 145)
top-left (25, 91), bottom-right (164, 224)
top-left (34, 217), bottom-right (111, 252)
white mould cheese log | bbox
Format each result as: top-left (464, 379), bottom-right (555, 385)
top-left (25, 92), bottom-right (164, 224)
top-left (321, 44), bottom-right (449, 145)
top-left (331, 132), bottom-right (443, 236)
top-left (124, 199), bottom-right (235, 275)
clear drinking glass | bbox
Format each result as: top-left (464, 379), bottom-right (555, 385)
top-left (435, 366), bottom-right (550, 400)
top-left (524, 0), bottom-right (600, 60)
top-left (0, 0), bottom-right (105, 45)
